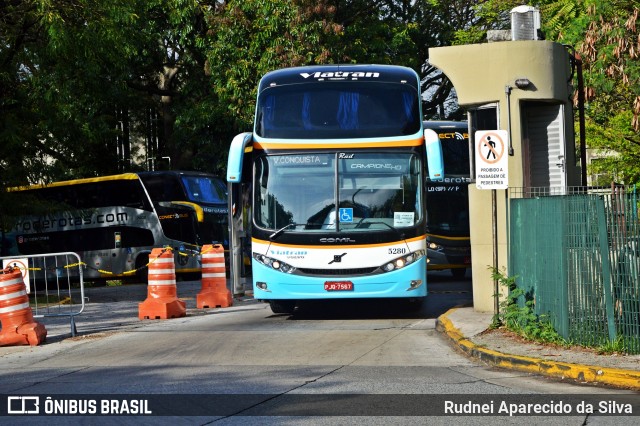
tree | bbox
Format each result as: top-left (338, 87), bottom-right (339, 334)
top-left (0, 0), bottom-right (496, 191)
top-left (573, 1), bottom-right (640, 184)
top-left (415, 0), bottom-right (483, 118)
top-left (205, 0), bottom-right (344, 130)
top-left (450, 0), bottom-right (640, 184)
top-left (1, 0), bottom-right (59, 186)
top-left (205, 0), bottom-right (475, 126)
top-left (0, 1), bottom-right (242, 181)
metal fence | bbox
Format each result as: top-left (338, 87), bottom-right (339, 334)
top-left (1, 252), bottom-right (85, 336)
top-left (509, 186), bottom-right (640, 353)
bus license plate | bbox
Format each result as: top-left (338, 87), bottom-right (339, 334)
top-left (324, 281), bottom-right (353, 291)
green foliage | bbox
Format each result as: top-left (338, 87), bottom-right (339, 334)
top-left (490, 267), bottom-right (567, 345)
top-left (452, 0), bottom-right (520, 44)
top-left (453, 0), bottom-right (640, 183)
top-left (452, 0), bottom-right (589, 44)
top-left (596, 335), bottom-right (627, 355)
top-left (205, 0), bottom-right (341, 129)
top-left (575, 1), bottom-right (640, 184)
top-left (1, 0), bottom-right (636, 187)
top-left (546, 2), bottom-right (586, 40)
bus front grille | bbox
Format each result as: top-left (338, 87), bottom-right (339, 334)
top-left (296, 267), bottom-right (378, 276)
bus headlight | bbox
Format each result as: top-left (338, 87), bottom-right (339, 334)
top-left (380, 250), bottom-right (425, 273)
top-left (253, 253), bottom-right (296, 274)
top-left (428, 242), bottom-right (443, 251)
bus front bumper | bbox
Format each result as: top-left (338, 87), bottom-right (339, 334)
top-left (252, 258), bottom-right (427, 300)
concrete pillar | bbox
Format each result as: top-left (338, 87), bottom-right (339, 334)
top-left (429, 40), bottom-right (578, 312)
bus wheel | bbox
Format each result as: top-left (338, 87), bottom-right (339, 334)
top-left (451, 268), bottom-right (467, 279)
top-left (269, 300), bottom-right (296, 314)
top-left (406, 297), bottom-right (425, 312)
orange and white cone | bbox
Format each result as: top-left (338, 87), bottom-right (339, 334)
top-left (138, 248), bottom-right (186, 320)
top-left (0, 268), bottom-right (47, 346)
top-left (197, 244), bottom-right (232, 309)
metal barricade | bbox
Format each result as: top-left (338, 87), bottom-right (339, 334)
top-left (1, 252), bottom-right (85, 337)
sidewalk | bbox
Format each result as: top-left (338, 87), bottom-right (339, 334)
top-left (437, 307), bottom-right (640, 391)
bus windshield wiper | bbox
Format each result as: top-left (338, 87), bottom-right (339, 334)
top-left (269, 223), bottom-right (301, 240)
top-left (356, 220), bottom-right (404, 239)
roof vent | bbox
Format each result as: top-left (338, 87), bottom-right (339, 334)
top-left (511, 5), bottom-right (541, 40)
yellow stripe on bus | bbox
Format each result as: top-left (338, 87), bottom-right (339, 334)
top-left (9, 173), bottom-right (139, 191)
top-left (426, 233), bottom-right (471, 242)
top-left (170, 201), bottom-right (205, 222)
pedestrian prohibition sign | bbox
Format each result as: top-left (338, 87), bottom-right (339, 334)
top-left (475, 130), bottom-right (509, 190)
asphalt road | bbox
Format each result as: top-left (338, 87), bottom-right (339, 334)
top-left (0, 275), bottom-right (637, 425)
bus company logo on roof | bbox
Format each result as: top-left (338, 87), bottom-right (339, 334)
top-left (300, 71), bottom-right (380, 80)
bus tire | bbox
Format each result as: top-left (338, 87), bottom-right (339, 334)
top-left (269, 300), bottom-right (296, 314)
top-left (451, 268), bottom-right (467, 279)
top-left (406, 297), bottom-right (425, 312)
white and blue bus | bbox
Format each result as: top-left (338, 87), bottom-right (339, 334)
top-left (226, 64), bottom-right (444, 313)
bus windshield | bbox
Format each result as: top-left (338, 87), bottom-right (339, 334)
top-left (255, 82), bottom-right (421, 139)
top-left (20, 179), bottom-right (153, 211)
top-left (181, 175), bottom-right (227, 204)
top-left (425, 187), bottom-right (470, 235)
top-left (441, 136), bottom-right (470, 176)
top-left (254, 152), bottom-right (422, 233)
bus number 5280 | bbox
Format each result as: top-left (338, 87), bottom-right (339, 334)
top-left (388, 248), bottom-right (406, 255)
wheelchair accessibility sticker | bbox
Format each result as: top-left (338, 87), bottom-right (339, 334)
top-left (339, 208), bottom-right (353, 223)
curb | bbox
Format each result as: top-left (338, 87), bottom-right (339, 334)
top-left (436, 308), bottom-right (640, 391)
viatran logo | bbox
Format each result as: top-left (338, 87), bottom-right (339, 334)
top-left (300, 71), bottom-right (380, 80)
top-left (320, 237), bottom-right (356, 243)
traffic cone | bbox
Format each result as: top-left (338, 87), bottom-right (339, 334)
top-left (197, 244), bottom-right (233, 309)
top-left (0, 268), bottom-right (47, 346)
top-left (138, 248), bottom-right (186, 320)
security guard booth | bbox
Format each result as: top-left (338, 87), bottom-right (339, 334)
top-left (429, 39), bottom-right (581, 312)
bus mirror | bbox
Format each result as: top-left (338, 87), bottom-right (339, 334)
top-left (425, 129), bottom-right (444, 180)
top-left (227, 132), bottom-right (253, 183)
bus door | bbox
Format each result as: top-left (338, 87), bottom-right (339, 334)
top-left (103, 224), bottom-right (156, 276)
top-left (227, 132), bottom-right (253, 295)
